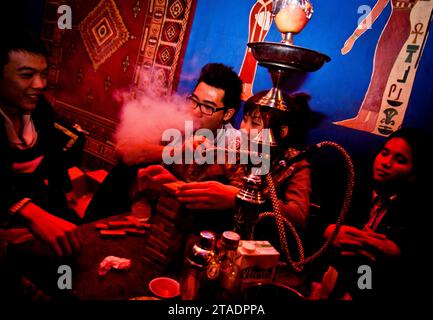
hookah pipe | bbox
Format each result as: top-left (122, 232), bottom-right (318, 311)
top-left (230, 0), bottom-right (338, 271)
top-left (204, 140), bottom-right (354, 272)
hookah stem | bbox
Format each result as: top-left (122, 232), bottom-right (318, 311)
top-left (257, 141), bottom-right (355, 271)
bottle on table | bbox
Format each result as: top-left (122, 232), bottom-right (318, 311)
top-left (217, 231), bottom-right (242, 300)
top-left (198, 231), bottom-right (242, 300)
top-left (180, 230), bottom-right (217, 300)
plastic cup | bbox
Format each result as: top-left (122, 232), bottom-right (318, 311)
top-left (149, 277), bottom-right (180, 299)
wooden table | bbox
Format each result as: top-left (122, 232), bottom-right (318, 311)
top-left (8, 214), bottom-right (180, 300)
top-left (8, 212), bottom-right (309, 301)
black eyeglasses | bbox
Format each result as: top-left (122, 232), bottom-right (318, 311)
top-left (186, 94), bottom-right (226, 116)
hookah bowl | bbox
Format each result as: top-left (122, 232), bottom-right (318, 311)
top-left (272, 0), bottom-right (314, 45)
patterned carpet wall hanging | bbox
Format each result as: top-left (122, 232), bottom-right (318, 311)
top-left (42, 0), bottom-right (196, 169)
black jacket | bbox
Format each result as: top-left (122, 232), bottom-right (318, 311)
top-left (331, 181), bottom-right (432, 301)
top-left (0, 98), bottom-right (71, 223)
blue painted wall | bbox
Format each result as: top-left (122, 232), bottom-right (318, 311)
top-left (178, 0), bottom-right (433, 161)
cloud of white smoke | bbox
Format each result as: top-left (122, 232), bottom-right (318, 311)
top-left (114, 76), bottom-right (194, 165)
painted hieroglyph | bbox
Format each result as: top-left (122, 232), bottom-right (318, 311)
top-left (335, 0), bottom-right (433, 136)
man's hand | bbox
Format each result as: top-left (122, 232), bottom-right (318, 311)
top-left (176, 181), bottom-right (239, 210)
top-left (19, 202), bottom-right (80, 259)
top-left (137, 165), bottom-right (178, 193)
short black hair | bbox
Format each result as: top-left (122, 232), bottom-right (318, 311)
top-left (244, 90), bottom-right (322, 149)
top-left (0, 29), bottom-right (49, 75)
top-left (196, 63), bottom-right (243, 114)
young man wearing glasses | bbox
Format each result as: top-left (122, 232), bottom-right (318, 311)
top-left (87, 63), bottom-right (244, 234)
top-left (136, 63), bottom-right (244, 232)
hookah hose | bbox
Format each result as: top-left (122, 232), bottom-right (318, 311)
top-left (257, 141), bottom-right (355, 272)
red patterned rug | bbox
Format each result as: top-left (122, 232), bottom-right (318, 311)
top-left (42, 0), bottom-right (196, 168)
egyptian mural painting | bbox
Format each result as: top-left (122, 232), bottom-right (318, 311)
top-left (239, 0), bottom-right (274, 101)
top-left (41, 0), bottom-right (196, 167)
top-left (335, 0), bottom-right (433, 136)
